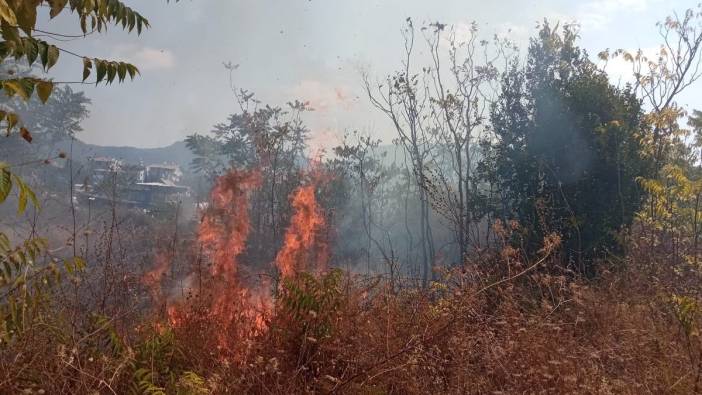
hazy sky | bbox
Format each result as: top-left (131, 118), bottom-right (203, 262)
top-left (37, 0), bottom-right (697, 148)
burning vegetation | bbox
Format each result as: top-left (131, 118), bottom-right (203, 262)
top-left (275, 182), bottom-right (329, 279)
top-left (3, 2), bottom-right (702, 394)
top-left (145, 167), bottom-right (332, 360)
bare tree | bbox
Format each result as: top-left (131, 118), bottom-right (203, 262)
top-left (422, 22), bottom-right (510, 260)
top-left (363, 19), bottom-right (437, 286)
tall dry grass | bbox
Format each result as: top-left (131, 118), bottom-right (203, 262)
top-left (2, 226), bottom-right (701, 394)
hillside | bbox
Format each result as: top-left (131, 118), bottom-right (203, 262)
top-left (54, 139), bottom-right (195, 169)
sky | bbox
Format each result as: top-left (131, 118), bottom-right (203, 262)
top-left (35, 0), bottom-right (698, 148)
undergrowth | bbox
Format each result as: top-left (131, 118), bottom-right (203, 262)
top-left (2, 228), bottom-right (702, 394)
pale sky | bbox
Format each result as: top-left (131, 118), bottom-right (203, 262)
top-left (36, 0), bottom-right (698, 148)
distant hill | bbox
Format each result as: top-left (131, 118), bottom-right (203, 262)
top-left (55, 139), bottom-right (195, 170)
top-left (52, 140), bottom-right (418, 173)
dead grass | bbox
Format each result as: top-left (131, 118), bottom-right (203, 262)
top-left (2, 230), bottom-right (702, 394)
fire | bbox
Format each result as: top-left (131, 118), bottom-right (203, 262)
top-left (144, 166), bottom-right (330, 357)
top-left (275, 180), bottom-right (329, 279)
top-left (197, 170), bottom-right (266, 350)
top-left (142, 252), bottom-right (170, 304)
top-left (198, 170), bottom-right (261, 280)
top-left (149, 169), bottom-right (267, 354)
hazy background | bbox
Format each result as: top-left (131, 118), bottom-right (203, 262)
top-left (35, 0), bottom-right (696, 149)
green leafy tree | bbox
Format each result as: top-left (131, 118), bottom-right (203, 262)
top-left (484, 22), bottom-right (650, 271)
top-left (0, 0), bottom-right (148, 139)
top-left (7, 85), bottom-right (90, 143)
top-left (0, 0), bottom-right (155, 202)
top-left (601, 7), bottom-right (702, 270)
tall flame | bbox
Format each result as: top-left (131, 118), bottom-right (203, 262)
top-left (145, 166), bottom-right (330, 357)
top-left (275, 181), bottom-right (329, 278)
top-left (199, 170), bottom-right (265, 350)
top-left (198, 170), bottom-right (261, 280)
top-left (158, 169), bottom-right (267, 355)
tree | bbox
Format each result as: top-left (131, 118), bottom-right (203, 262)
top-left (10, 85), bottom-right (90, 142)
top-left (0, 84), bottom-right (89, 164)
top-left (0, 0), bottom-right (154, 208)
top-left (485, 22), bottom-right (649, 271)
top-left (0, 0), bottom-right (160, 346)
top-left (187, 91), bottom-right (311, 263)
top-left (0, 1), bottom-right (147, 139)
top-left (363, 19), bottom-right (438, 285)
top-left (422, 22), bottom-right (510, 260)
top-left (600, 7), bottom-right (702, 266)
top-left (331, 131), bottom-right (396, 274)
top-left (601, 6), bottom-right (702, 174)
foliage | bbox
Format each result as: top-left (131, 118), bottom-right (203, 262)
top-left (278, 268), bottom-right (344, 340)
top-left (0, 224), bottom-right (86, 347)
top-left (0, 0), bottom-right (149, 141)
top-left (0, 160), bottom-right (37, 212)
top-left (6, 4), bottom-right (702, 394)
top-left (186, 94), bottom-right (310, 178)
top-left (128, 328), bottom-right (193, 395)
top-left (483, 22), bottom-right (650, 271)
top-left (638, 164), bottom-right (702, 266)
top-left (0, 84), bottom-right (90, 143)
top-left (6, 226), bottom-right (702, 393)
top-left (187, 92), bottom-right (312, 262)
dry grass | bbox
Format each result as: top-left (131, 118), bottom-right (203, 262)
top-left (2, 229), bottom-right (702, 394)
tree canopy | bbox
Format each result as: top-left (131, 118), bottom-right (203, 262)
top-left (484, 22), bottom-right (650, 270)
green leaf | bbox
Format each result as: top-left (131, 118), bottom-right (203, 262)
top-left (6, 78), bottom-right (35, 101)
top-left (2, 80), bottom-right (28, 100)
top-left (1, 23), bottom-right (20, 49)
top-left (117, 62), bottom-right (126, 82)
top-left (64, 256), bottom-right (86, 274)
top-left (98, 0), bottom-right (108, 18)
top-left (73, 256), bottom-right (86, 270)
top-left (23, 38), bottom-right (38, 66)
top-left (0, 232), bottom-right (10, 251)
top-left (79, 14), bottom-right (87, 34)
top-left (127, 9), bottom-right (136, 32)
top-left (25, 183), bottom-right (37, 209)
top-left (106, 62), bottom-right (117, 83)
top-left (37, 40), bottom-right (48, 68)
top-left (11, 174), bottom-right (38, 214)
top-left (15, 1), bottom-right (38, 36)
top-left (2, 261), bottom-right (11, 281)
top-left (5, 112), bottom-right (18, 132)
top-left (16, 179), bottom-right (27, 214)
top-left (63, 259), bottom-right (74, 274)
top-left (126, 63), bottom-right (139, 80)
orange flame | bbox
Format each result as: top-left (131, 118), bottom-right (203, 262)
top-left (275, 181), bottom-right (329, 278)
top-left (199, 170), bottom-right (261, 280)
top-left (152, 169), bottom-right (268, 356)
top-left (146, 166), bottom-right (331, 358)
top-left (142, 252), bottom-right (170, 304)
top-left (198, 170), bottom-right (266, 350)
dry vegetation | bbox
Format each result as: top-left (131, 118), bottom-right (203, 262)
top-left (2, 2), bottom-right (702, 394)
top-left (2, 221), bottom-right (702, 394)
